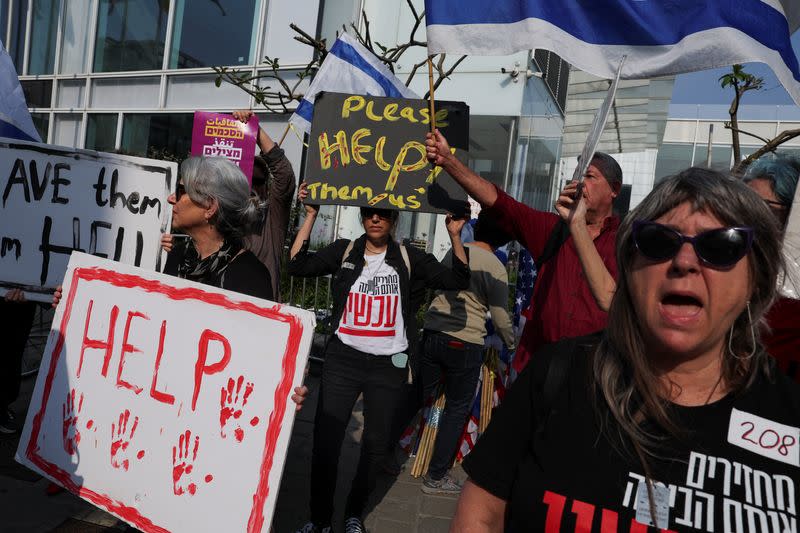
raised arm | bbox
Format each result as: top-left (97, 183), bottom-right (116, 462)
top-left (426, 129), bottom-right (498, 207)
top-left (446, 214), bottom-right (467, 265)
top-left (289, 181), bottom-right (318, 260)
top-left (555, 182), bottom-right (616, 312)
top-left (232, 109), bottom-right (275, 153)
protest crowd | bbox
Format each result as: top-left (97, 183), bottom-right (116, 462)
top-left (3, 2), bottom-right (800, 533)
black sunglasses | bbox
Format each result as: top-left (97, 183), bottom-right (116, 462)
top-left (361, 208), bottom-right (394, 221)
top-left (175, 183), bottom-right (186, 201)
top-left (632, 220), bottom-right (754, 268)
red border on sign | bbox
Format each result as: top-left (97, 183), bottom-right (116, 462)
top-left (25, 267), bottom-right (304, 533)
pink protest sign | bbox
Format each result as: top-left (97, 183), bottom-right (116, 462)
top-left (191, 112), bottom-right (259, 184)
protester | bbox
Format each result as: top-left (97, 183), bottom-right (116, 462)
top-left (743, 154), bottom-right (800, 380)
top-left (426, 130), bottom-right (621, 371)
top-left (52, 156), bottom-right (308, 413)
top-left (419, 211), bottom-right (515, 495)
top-left (233, 110), bottom-right (296, 301)
top-left (158, 156), bottom-right (274, 298)
top-left (451, 168), bottom-right (794, 531)
top-left (288, 182), bottom-right (470, 533)
top-left (0, 289), bottom-right (36, 434)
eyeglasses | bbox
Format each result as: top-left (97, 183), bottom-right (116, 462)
top-left (175, 183), bottom-right (186, 201)
top-left (632, 220), bottom-right (754, 268)
top-left (361, 208), bottom-right (394, 221)
top-left (763, 198), bottom-right (787, 210)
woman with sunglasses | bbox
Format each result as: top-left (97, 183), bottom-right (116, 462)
top-left (743, 154), bottom-right (800, 382)
top-left (161, 157), bottom-right (274, 299)
top-left (452, 167), bottom-right (797, 532)
top-left (288, 182), bottom-right (470, 533)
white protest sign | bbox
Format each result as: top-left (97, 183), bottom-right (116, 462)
top-left (16, 252), bottom-right (315, 532)
top-left (0, 138), bottom-right (174, 301)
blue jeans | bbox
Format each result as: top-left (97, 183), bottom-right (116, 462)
top-left (421, 331), bottom-right (484, 480)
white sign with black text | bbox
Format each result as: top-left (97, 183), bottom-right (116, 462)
top-left (0, 138), bottom-right (174, 301)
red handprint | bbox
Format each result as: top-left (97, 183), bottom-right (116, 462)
top-left (110, 410), bottom-right (140, 471)
top-left (62, 389), bottom-right (83, 455)
top-left (219, 376), bottom-right (254, 442)
top-left (172, 430), bottom-right (199, 496)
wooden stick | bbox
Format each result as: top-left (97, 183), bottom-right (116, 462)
top-left (277, 123), bottom-right (291, 147)
top-left (427, 56), bottom-right (437, 133)
top-left (411, 386), bottom-right (446, 477)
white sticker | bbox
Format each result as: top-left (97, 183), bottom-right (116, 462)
top-left (635, 480), bottom-right (670, 529)
top-left (727, 408), bottom-right (800, 467)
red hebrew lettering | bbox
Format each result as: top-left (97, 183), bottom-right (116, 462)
top-left (543, 491), bottom-right (567, 533)
top-left (384, 295), bottom-right (398, 328)
top-left (600, 509), bottom-right (619, 533)
top-left (78, 301), bottom-right (119, 378)
top-left (62, 389), bottom-right (83, 455)
top-left (571, 499), bottom-right (595, 533)
top-left (192, 329), bottom-right (232, 411)
top-left (353, 294), bottom-right (372, 326)
top-left (341, 293), bottom-right (352, 323)
top-left (116, 311), bottom-right (148, 394)
top-left (371, 296), bottom-right (386, 327)
top-left (149, 320), bottom-right (175, 405)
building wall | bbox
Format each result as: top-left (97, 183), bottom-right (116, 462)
top-left (6, 0), bottom-right (566, 257)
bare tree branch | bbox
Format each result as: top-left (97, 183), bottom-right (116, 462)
top-left (735, 128), bottom-right (800, 174)
top-left (723, 122), bottom-right (771, 145)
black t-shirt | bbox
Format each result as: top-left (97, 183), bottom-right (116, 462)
top-left (463, 337), bottom-right (800, 532)
top-left (164, 241), bottom-right (273, 300)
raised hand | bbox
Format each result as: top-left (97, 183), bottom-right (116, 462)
top-left (555, 181), bottom-right (586, 226)
top-left (297, 181), bottom-right (320, 216)
top-left (425, 129), bottom-right (455, 166)
top-left (62, 389), bottom-right (83, 455)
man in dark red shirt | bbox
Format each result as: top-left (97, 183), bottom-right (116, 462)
top-left (426, 130), bottom-right (621, 371)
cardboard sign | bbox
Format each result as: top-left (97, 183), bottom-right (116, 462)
top-left (16, 252), bottom-right (315, 532)
top-left (191, 112), bottom-right (259, 183)
top-left (0, 138), bottom-right (174, 302)
top-left (304, 92), bottom-right (470, 213)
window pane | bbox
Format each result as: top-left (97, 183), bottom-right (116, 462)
top-left (93, 0), bottom-right (169, 72)
top-left (60, 0), bottom-right (92, 73)
top-left (693, 145), bottom-right (733, 172)
top-left (8, 0), bottom-right (29, 73)
top-left (655, 143), bottom-right (694, 182)
top-left (28, 0), bottom-right (60, 74)
top-left (53, 113), bottom-right (82, 147)
top-left (169, 0), bottom-right (257, 68)
top-left (120, 114), bottom-right (193, 161)
top-left (85, 114), bottom-right (118, 152)
top-left (21, 79), bottom-right (53, 108)
top-left (30, 112), bottom-right (49, 141)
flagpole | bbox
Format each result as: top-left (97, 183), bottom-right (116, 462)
top-left (277, 123), bottom-right (291, 147)
top-left (427, 56), bottom-right (437, 132)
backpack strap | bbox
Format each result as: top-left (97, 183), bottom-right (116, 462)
top-left (341, 240), bottom-right (355, 266)
top-left (535, 219), bottom-right (570, 269)
top-left (399, 244), bottom-right (411, 276)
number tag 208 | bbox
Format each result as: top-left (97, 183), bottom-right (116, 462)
top-left (727, 408), bottom-right (799, 467)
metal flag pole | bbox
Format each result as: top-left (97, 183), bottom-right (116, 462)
top-left (427, 56), bottom-right (437, 132)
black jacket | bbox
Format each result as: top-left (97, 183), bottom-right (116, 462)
top-left (288, 234), bottom-right (470, 375)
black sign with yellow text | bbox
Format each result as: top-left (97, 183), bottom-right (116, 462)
top-left (304, 92), bottom-right (469, 213)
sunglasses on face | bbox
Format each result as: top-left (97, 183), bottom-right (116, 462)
top-left (361, 208), bottom-right (393, 221)
top-left (175, 183), bottom-right (186, 201)
top-left (631, 220), bottom-right (754, 268)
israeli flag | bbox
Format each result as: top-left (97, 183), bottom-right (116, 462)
top-left (289, 33), bottom-right (418, 134)
top-left (425, 0), bottom-right (800, 105)
top-left (0, 39), bottom-right (41, 142)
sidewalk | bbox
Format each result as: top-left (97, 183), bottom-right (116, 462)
top-left (1, 365), bottom-right (461, 532)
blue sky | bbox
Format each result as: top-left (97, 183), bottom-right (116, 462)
top-left (670, 32), bottom-right (800, 106)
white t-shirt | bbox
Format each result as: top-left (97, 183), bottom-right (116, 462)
top-left (336, 252), bottom-right (407, 355)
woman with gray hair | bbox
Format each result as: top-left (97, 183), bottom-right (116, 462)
top-left (450, 167), bottom-right (799, 532)
top-left (163, 156), bottom-right (272, 299)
